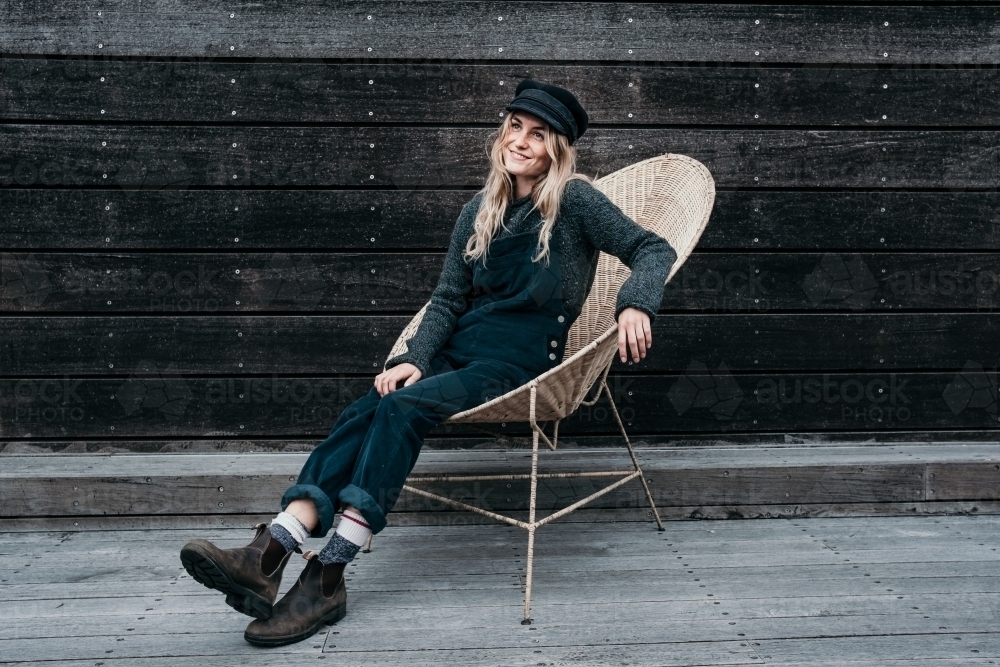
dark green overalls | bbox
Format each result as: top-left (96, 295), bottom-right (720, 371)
top-left (281, 226), bottom-right (574, 537)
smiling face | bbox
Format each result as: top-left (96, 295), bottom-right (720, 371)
top-left (503, 112), bottom-right (553, 196)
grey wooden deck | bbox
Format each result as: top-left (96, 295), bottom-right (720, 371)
top-left (3, 515), bottom-right (999, 666)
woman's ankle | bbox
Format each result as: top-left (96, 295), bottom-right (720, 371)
top-left (284, 499), bottom-right (320, 533)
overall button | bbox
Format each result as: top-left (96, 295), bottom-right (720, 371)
top-left (557, 315), bottom-right (565, 322)
top-left (550, 340), bottom-right (557, 348)
top-left (548, 353), bottom-right (557, 360)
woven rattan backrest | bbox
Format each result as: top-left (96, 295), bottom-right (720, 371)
top-left (561, 154), bottom-right (716, 360)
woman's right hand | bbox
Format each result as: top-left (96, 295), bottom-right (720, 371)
top-left (375, 363), bottom-right (423, 396)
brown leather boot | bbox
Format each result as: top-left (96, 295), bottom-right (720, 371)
top-left (243, 550), bottom-right (347, 647)
top-left (180, 523), bottom-right (300, 620)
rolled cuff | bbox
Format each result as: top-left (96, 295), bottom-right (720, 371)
top-left (281, 483), bottom-right (337, 538)
top-left (384, 353), bottom-right (430, 379)
top-left (615, 302), bottom-right (658, 326)
top-left (338, 483), bottom-right (388, 535)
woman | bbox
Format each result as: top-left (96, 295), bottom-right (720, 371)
top-left (180, 79), bottom-right (677, 646)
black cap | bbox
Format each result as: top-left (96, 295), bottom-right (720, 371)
top-left (504, 79), bottom-right (589, 145)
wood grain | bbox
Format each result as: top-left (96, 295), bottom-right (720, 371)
top-left (2, 3), bottom-right (999, 64)
top-left (0, 516), bottom-right (997, 663)
top-left (2, 190), bottom-right (998, 251)
top-left (3, 125), bottom-right (999, 189)
top-left (3, 251), bottom-right (1000, 313)
top-left (0, 313), bottom-right (997, 374)
top-left (1, 446), bottom-right (997, 516)
top-left (2, 60), bottom-right (998, 126)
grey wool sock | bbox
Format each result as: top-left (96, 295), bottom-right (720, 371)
top-left (317, 533), bottom-right (361, 565)
top-left (268, 523), bottom-right (299, 553)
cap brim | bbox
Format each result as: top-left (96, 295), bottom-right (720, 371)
top-left (505, 100), bottom-right (571, 141)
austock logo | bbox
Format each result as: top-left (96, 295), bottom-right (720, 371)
top-left (756, 373), bottom-right (912, 425)
top-left (942, 361), bottom-right (998, 418)
top-left (116, 361), bottom-right (193, 421)
top-left (887, 265), bottom-right (1000, 302)
top-left (0, 253), bottom-right (53, 308)
top-left (667, 360), bottom-right (744, 420)
top-left (666, 263), bottom-right (771, 312)
top-left (801, 253), bottom-right (878, 309)
top-left (203, 375), bottom-right (371, 426)
top-left (252, 253), bottom-right (327, 308)
top-left (1, 377), bottom-right (85, 423)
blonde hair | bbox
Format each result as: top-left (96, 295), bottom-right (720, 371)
top-left (463, 112), bottom-right (594, 267)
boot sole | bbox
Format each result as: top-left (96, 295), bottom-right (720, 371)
top-left (180, 545), bottom-right (273, 620)
top-left (243, 601), bottom-right (347, 647)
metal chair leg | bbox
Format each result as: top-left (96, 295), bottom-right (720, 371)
top-left (601, 380), bottom-right (665, 531)
top-left (522, 385), bottom-right (540, 625)
top-left (523, 524), bottom-right (536, 625)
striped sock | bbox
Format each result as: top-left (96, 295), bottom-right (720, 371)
top-left (317, 509), bottom-right (372, 565)
top-left (269, 524), bottom-right (299, 553)
top-left (269, 511), bottom-right (310, 552)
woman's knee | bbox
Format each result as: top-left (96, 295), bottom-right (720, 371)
top-left (327, 386), bottom-right (382, 431)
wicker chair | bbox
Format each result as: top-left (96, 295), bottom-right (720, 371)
top-left (377, 153), bottom-right (715, 624)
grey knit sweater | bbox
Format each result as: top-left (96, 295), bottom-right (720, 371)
top-left (384, 178), bottom-right (678, 377)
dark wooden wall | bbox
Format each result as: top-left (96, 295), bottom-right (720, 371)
top-left (1, 1), bottom-right (998, 455)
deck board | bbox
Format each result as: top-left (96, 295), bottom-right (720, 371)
top-left (1, 516), bottom-right (997, 665)
top-left (4, 446), bottom-right (998, 521)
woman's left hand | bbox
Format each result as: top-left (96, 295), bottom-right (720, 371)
top-left (617, 307), bottom-right (652, 363)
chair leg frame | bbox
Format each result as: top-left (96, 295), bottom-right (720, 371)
top-left (377, 378), bottom-right (664, 624)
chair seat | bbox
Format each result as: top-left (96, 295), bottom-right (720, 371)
top-left (444, 323), bottom-right (619, 424)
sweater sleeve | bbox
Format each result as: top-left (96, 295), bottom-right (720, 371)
top-left (382, 198), bottom-right (477, 377)
top-left (571, 180), bottom-right (678, 325)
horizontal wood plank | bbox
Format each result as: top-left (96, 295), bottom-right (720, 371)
top-left (5, 429), bottom-right (1000, 457)
top-left (2, 591), bottom-right (996, 640)
top-left (1, 446), bottom-right (997, 517)
top-left (2, 534), bottom-right (996, 575)
top-left (2, 4), bottom-right (999, 64)
top-left (0, 632), bottom-right (985, 667)
top-left (5, 525), bottom-right (1000, 589)
top-left (3, 190), bottom-right (997, 251)
top-left (0, 314), bottom-right (997, 375)
top-left (4, 251), bottom-right (1000, 313)
top-left (6, 556), bottom-right (999, 599)
top-left (3, 60), bottom-right (998, 127)
top-left (3, 126), bottom-right (1000, 189)
top-left (0, 124), bottom-right (1000, 192)
top-left (3, 500), bottom-right (998, 531)
top-left (6, 575), bottom-right (995, 617)
top-left (4, 367), bottom-right (993, 436)
top-left (7, 523), bottom-right (997, 559)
